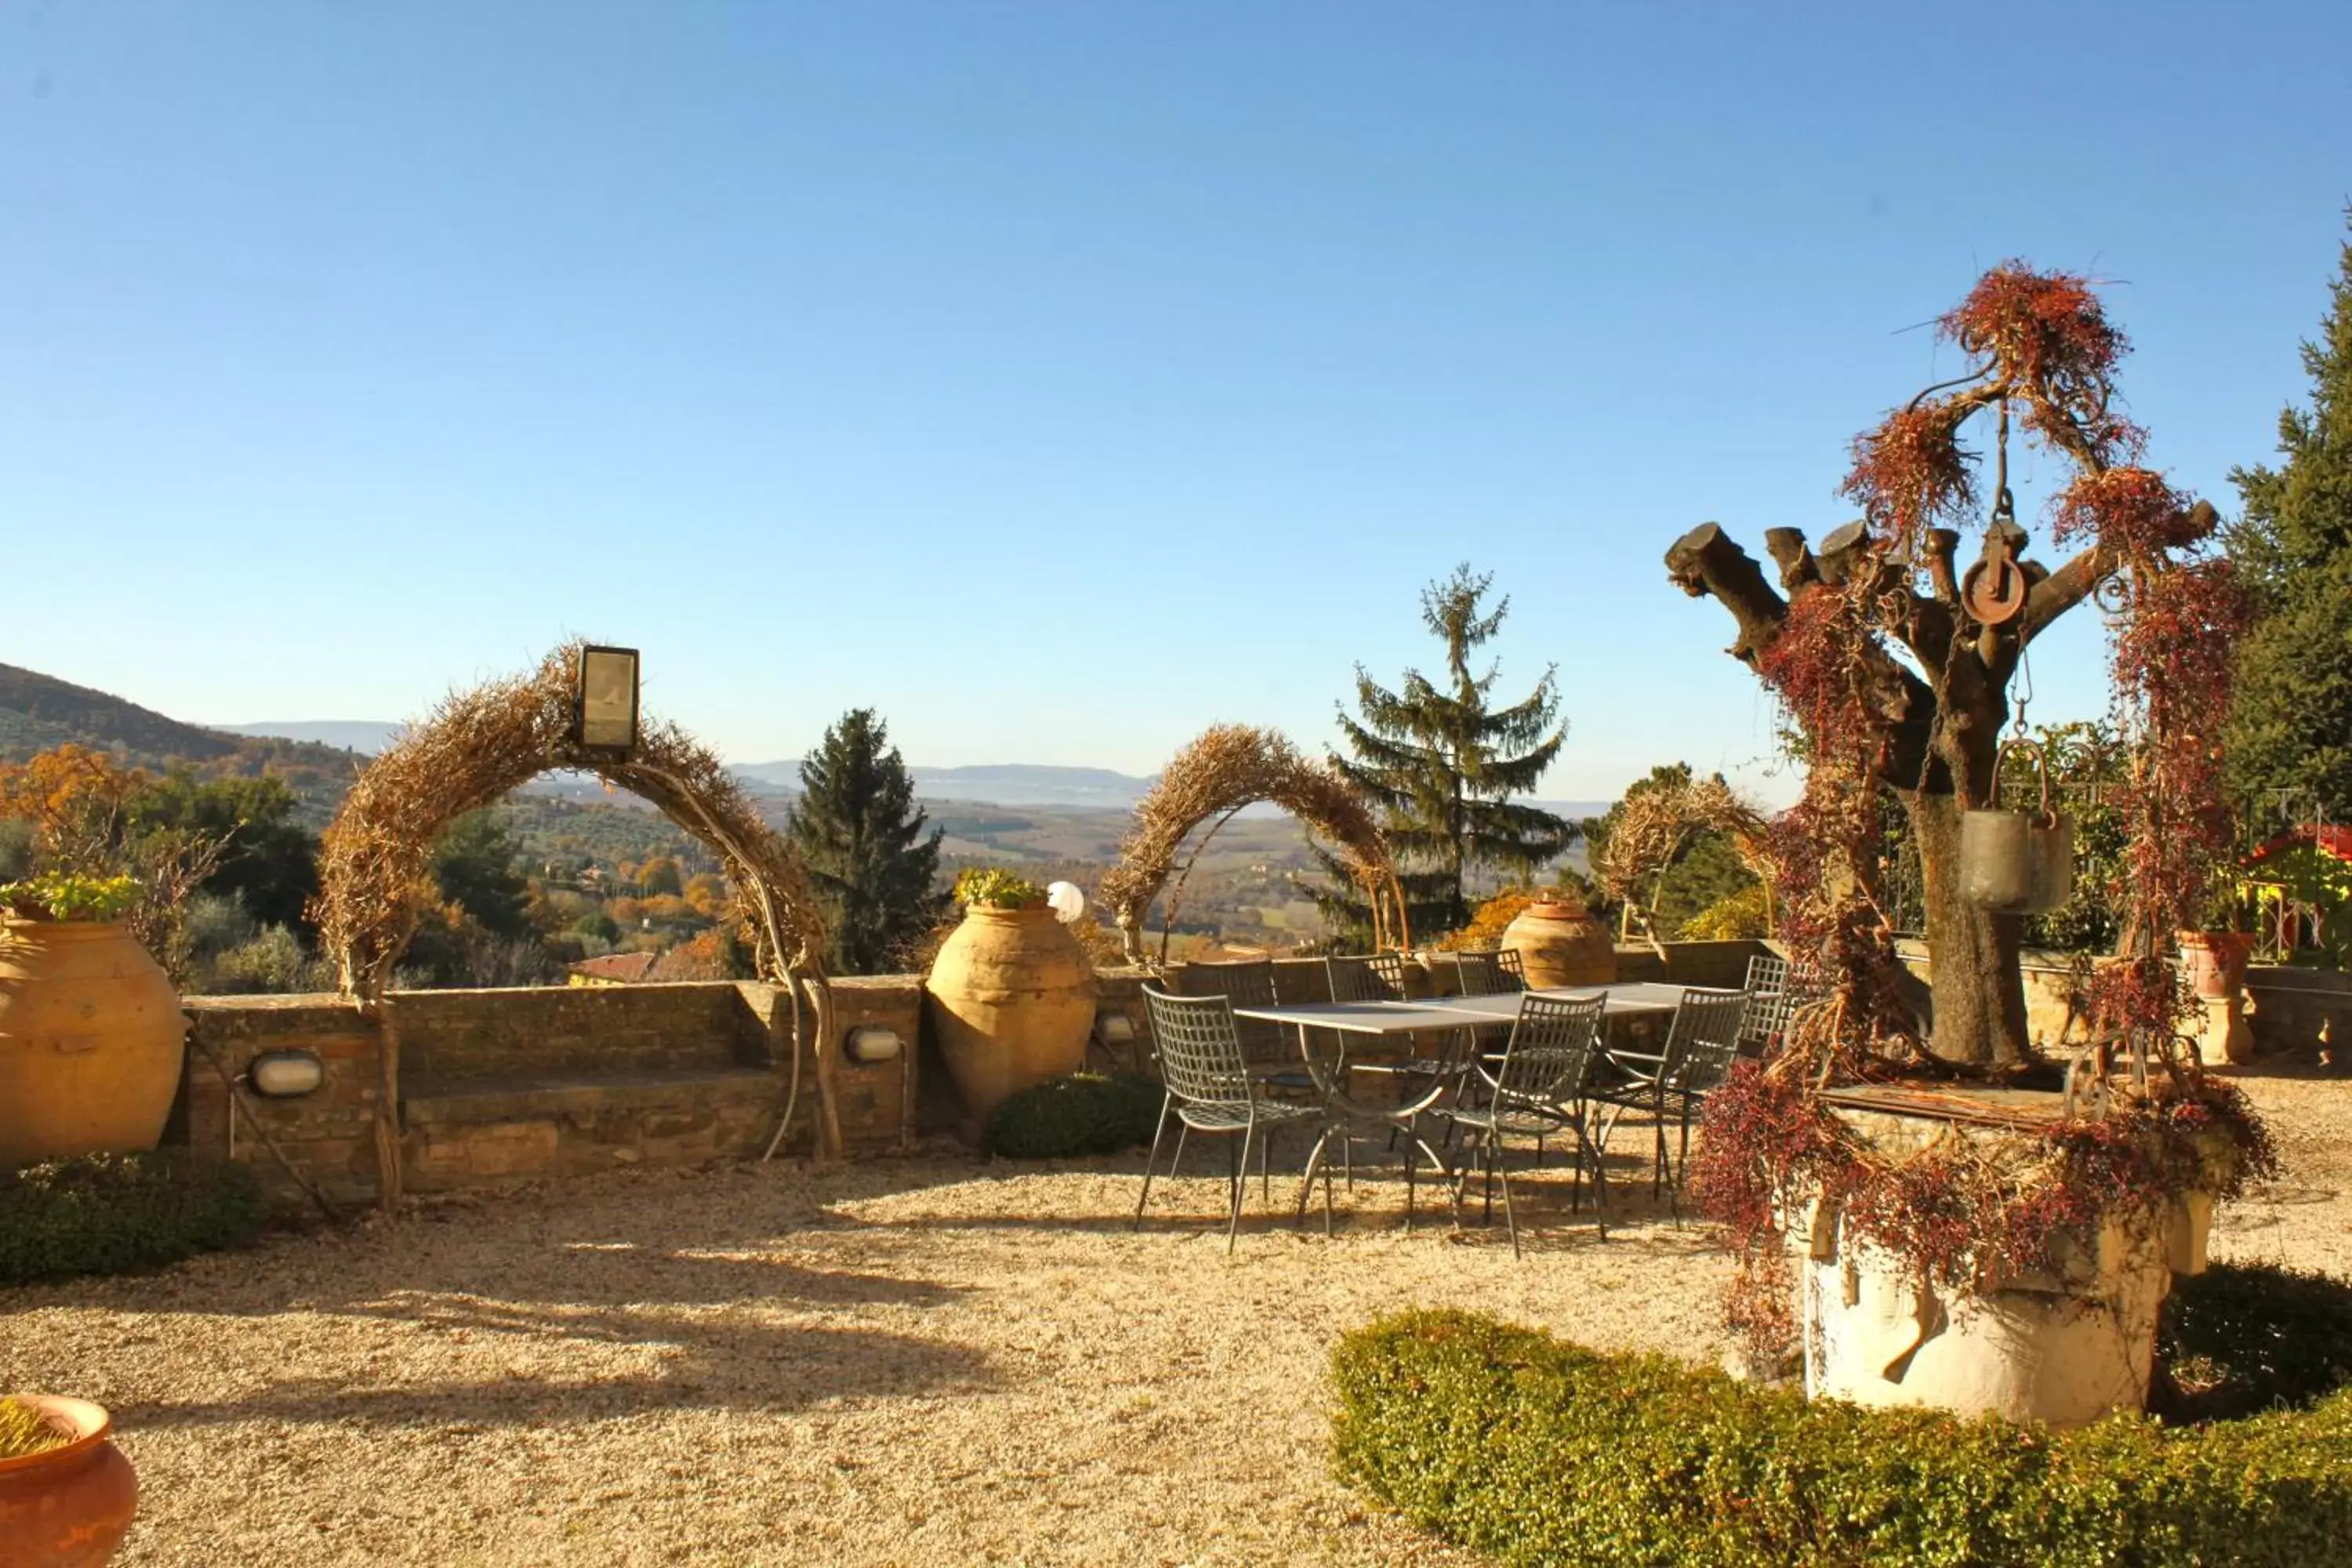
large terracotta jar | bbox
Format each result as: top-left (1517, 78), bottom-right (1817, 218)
top-left (0, 920), bottom-right (186, 1171)
top-left (2177, 931), bottom-right (2252, 1000)
top-left (0, 1396), bottom-right (138, 1567)
top-left (1501, 895), bottom-right (1616, 989)
top-left (926, 905), bottom-right (1098, 1126)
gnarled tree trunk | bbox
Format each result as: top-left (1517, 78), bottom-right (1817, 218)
top-left (1904, 787), bottom-right (2030, 1064)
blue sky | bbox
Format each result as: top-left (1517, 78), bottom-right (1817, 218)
top-left (3, 3), bottom-right (2346, 803)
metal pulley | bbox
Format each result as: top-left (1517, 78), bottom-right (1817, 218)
top-left (1960, 492), bottom-right (2030, 626)
top-left (1959, 737), bottom-right (2074, 913)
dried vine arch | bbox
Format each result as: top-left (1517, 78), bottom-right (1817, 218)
top-left (1100, 724), bottom-right (1406, 966)
top-left (1591, 773), bottom-right (1772, 953)
top-left (312, 644), bottom-right (837, 1207)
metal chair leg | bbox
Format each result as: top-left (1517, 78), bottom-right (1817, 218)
top-left (1134, 1098), bottom-right (1172, 1229)
top-left (1498, 1139), bottom-right (1521, 1258)
top-left (1228, 1124), bottom-right (1254, 1254)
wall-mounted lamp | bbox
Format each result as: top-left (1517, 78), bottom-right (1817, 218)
top-left (1094, 1011), bottom-right (1137, 1047)
top-left (245, 1049), bottom-right (325, 1098)
top-left (572, 644), bottom-right (641, 757)
top-left (844, 1025), bottom-right (903, 1065)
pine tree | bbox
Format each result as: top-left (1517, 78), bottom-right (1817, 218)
top-left (786, 709), bottom-right (950, 975)
top-left (2224, 216), bottom-right (2352, 830)
top-left (1312, 564), bottom-right (1573, 945)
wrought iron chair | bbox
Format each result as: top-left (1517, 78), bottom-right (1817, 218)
top-left (1495, 946), bottom-right (1527, 986)
top-left (1586, 986), bottom-right (1750, 1214)
top-left (1433, 991), bottom-right (1610, 1257)
top-left (1173, 958), bottom-right (1312, 1095)
top-left (1325, 951), bottom-right (1409, 1003)
top-left (1135, 988), bottom-right (1322, 1253)
top-left (1739, 953), bottom-right (1818, 1054)
top-left (1446, 949), bottom-right (1525, 996)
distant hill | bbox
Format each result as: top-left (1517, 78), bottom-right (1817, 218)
top-left (0, 662), bottom-right (250, 764)
top-left (219, 720), bottom-right (406, 754)
top-left (735, 760), bottom-right (1160, 809)
top-left (0, 662), bottom-right (373, 816)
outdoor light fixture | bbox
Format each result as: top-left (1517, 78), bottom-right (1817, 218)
top-left (245, 1049), bottom-right (325, 1098)
top-left (573, 644), bottom-right (641, 757)
top-left (844, 1025), bottom-right (903, 1065)
top-left (1094, 1011), bottom-right (1137, 1048)
top-left (1046, 880), bottom-right (1087, 924)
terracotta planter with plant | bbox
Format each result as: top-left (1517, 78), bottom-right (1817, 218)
top-left (0, 1394), bottom-right (137, 1566)
top-left (0, 875), bottom-right (185, 1171)
top-left (1501, 889), bottom-right (1615, 988)
top-left (926, 869), bottom-right (1098, 1127)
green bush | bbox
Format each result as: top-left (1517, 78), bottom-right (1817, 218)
top-left (0, 1152), bottom-right (268, 1285)
top-left (984, 1071), bottom-right (1163, 1159)
top-left (1332, 1307), bottom-right (2352, 1568)
top-left (2154, 1261), bottom-right (2352, 1421)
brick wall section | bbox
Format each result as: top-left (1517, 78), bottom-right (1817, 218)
top-left (395, 982), bottom-right (770, 1086)
top-left (181, 993), bottom-right (385, 1207)
top-left (2245, 967), bottom-right (2352, 1062)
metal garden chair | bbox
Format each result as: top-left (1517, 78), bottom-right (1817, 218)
top-left (1585, 986), bottom-right (1750, 1214)
top-left (1433, 991), bottom-right (1610, 1257)
top-left (1446, 949), bottom-right (1525, 996)
top-left (1325, 951), bottom-right (1409, 1003)
top-left (1739, 952), bottom-right (1819, 1054)
top-left (1135, 988), bottom-right (1321, 1252)
top-left (1173, 958), bottom-right (1312, 1095)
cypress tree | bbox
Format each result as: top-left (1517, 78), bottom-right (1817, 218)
top-left (2225, 216), bottom-right (2352, 829)
top-left (1312, 564), bottom-right (1573, 944)
top-left (786, 710), bottom-right (949, 975)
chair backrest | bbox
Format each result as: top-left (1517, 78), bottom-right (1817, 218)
top-left (1449, 949), bottom-right (1524, 996)
top-left (1740, 953), bottom-right (1821, 1051)
top-left (1486, 991), bottom-right (1607, 1106)
top-left (1664, 986), bottom-right (1751, 1093)
top-left (1141, 988), bottom-right (1254, 1109)
top-left (1495, 947), bottom-right (1527, 985)
top-left (1173, 959), bottom-right (1284, 1062)
top-left (1327, 951), bottom-right (1408, 1004)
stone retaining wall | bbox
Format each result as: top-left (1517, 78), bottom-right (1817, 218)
top-left (178, 968), bottom-right (1163, 1208)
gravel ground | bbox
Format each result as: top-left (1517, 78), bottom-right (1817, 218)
top-left (4, 1069), bottom-right (2344, 1567)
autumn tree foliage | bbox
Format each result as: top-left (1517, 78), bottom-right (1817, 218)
top-left (1669, 264), bottom-right (2245, 1067)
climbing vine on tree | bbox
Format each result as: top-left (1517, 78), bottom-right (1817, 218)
top-left (1669, 263), bottom-right (2247, 1071)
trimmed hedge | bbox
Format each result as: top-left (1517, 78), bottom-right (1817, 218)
top-left (0, 1152), bottom-right (267, 1285)
top-left (1333, 1300), bottom-right (2352, 1568)
top-left (984, 1071), bottom-right (1164, 1159)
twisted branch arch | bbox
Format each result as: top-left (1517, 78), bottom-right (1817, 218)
top-left (312, 644), bottom-right (837, 1203)
top-left (1100, 724), bottom-right (1405, 966)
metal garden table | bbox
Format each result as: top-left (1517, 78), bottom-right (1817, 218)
top-left (1228, 983), bottom-right (1692, 1228)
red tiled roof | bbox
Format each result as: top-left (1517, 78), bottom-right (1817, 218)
top-left (569, 950), bottom-right (660, 982)
top-left (2244, 824), bottom-right (2352, 869)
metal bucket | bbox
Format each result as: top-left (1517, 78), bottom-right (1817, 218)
top-left (1959, 739), bottom-right (2074, 914)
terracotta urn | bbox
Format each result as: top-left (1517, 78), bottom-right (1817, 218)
top-left (1501, 895), bottom-right (1616, 989)
top-left (0, 920), bottom-right (187, 1170)
top-left (2177, 931), bottom-right (2252, 1001)
top-left (0, 1396), bottom-right (137, 1567)
top-left (925, 904), bottom-right (1098, 1127)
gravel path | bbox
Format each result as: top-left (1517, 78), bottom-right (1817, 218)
top-left (4, 1070), bottom-right (2343, 1566)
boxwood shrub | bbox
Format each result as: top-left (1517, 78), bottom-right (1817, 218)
top-left (1333, 1290), bottom-right (2352, 1567)
top-left (0, 1152), bottom-right (267, 1285)
top-left (984, 1071), bottom-right (1164, 1160)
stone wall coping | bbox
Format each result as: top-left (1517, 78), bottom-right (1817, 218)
top-left (406, 1066), bottom-right (778, 1126)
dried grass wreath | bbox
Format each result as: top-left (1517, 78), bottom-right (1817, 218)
top-left (312, 643), bottom-right (837, 1205)
top-left (1101, 724), bottom-right (1403, 966)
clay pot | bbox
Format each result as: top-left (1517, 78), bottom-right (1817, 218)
top-left (1501, 898), bottom-right (1616, 989)
top-left (925, 905), bottom-right (1097, 1126)
top-left (0, 920), bottom-right (186, 1170)
top-left (0, 1396), bottom-right (137, 1567)
top-left (2177, 931), bottom-right (2252, 1001)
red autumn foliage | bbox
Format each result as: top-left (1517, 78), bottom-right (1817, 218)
top-left (1941, 263), bottom-right (2128, 396)
top-left (2050, 466), bottom-right (2214, 554)
top-left (1837, 403), bottom-right (1976, 551)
